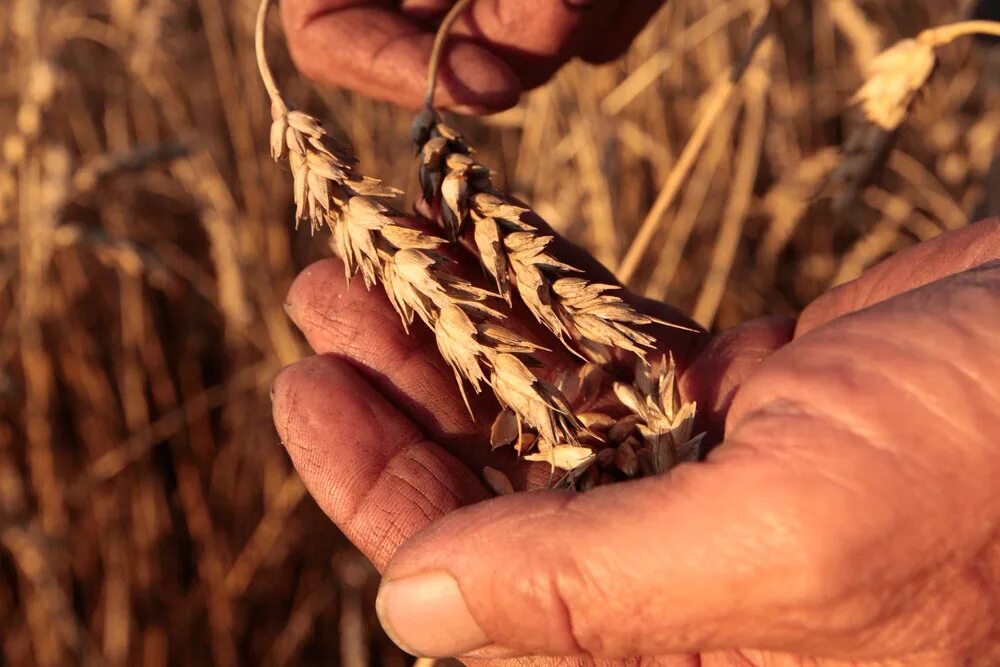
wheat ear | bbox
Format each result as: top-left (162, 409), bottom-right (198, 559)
top-left (411, 2), bottom-right (695, 366)
top-left (409, 2), bottom-right (705, 485)
top-left (255, 0), bottom-right (592, 458)
top-left (835, 19), bottom-right (1000, 212)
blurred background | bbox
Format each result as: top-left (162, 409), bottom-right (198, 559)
top-left (1, 0), bottom-right (998, 664)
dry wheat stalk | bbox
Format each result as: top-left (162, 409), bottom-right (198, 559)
top-left (1, 61), bottom-right (59, 223)
top-left (834, 19), bottom-right (1000, 213)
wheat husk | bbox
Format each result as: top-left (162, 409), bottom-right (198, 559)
top-left (835, 20), bottom-right (1000, 213)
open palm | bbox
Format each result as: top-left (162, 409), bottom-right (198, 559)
top-left (272, 220), bottom-right (1000, 666)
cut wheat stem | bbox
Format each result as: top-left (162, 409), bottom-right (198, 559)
top-left (919, 20), bottom-right (1000, 45)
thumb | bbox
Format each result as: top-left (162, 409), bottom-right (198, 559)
top-left (374, 455), bottom-right (835, 659)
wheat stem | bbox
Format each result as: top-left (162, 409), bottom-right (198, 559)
top-left (920, 20), bottom-right (1000, 47)
top-left (423, 0), bottom-right (476, 110)
top-left (255, 0), bottom-right (285, 111)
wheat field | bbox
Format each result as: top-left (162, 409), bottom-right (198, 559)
top-left (1, 0), bottom-right (998, 664)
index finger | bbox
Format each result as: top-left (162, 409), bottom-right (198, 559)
top-left (281, 0), bottom-right (521, 111)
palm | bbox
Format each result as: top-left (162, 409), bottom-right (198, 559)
top-left (274, 221), bottom-right (1000, 665)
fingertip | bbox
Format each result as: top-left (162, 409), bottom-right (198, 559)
top-left (270, 354), bottom-right (353, 450)
top-left (282, 3), bottom-right (521, 112)
top-left (436, 40), bottom-right (522, 113)
top-left (269, 364), bottom-right (296, 442)
top-left (284, 258), bottom-right (390, 359)
top-left (681, 315), bottom-right (795, 434)
top-left (284, 257), bottom-right (346, 326)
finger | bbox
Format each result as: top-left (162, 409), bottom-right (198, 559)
top-left (448, 0), bottom-right (625, 90)
top-left (720, 261), bottom-right (1000, 660)
top-left (283, 256), bottom-right (579, 489)
top-left (797, 217), bottom-right (1000, 336)
top-left (271, 354), bottom-right (489, 569)
top-left (373, 454), bottom-right (858, 659)
top-left (679, 315), bottom-right (795, 441)
top-left (282, 0), bottom-right (521, 111)
top-left (580, 0), bottom-right (667, 64)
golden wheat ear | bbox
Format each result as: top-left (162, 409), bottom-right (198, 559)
top-left (413, 59), bottom-right (696, 364)
top-left (254, 0), bottom-right (705, 488)
top-left (833, 20), bottom-right (1000, 214)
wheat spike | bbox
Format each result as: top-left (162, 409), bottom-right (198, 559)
top-left (409, 0), bottom-right (688, 361)
top-left (414, 114), bottom-right (686, 363)
top-left (255, 0), bottom-right (588, 459)
top-left (835, 19), bottom-right (1000, 213)
top-left (256, 0), bottom-right (712, 480)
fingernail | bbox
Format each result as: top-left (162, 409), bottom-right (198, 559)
top-left (376, 571), bottom-right (489, 657)
top-left (283, 301), bottom-right (296, 321)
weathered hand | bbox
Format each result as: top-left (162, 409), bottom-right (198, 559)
top-left (279, 0), bottom-right (667, 112)
top-left (272, 220), bottom-right (1000, 665)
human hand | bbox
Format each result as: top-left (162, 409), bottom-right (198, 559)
top-left (272, 220), bottom-right (1000, 665)
top-left (279, 0), bottom-right (668, 112)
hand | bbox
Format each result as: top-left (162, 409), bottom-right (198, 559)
top-left (280, 0), bottom-right (668, 112)
top-left (272, 220), bottom-right (1000, 665)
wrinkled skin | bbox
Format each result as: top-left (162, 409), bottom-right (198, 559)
top-left (273, 220), bottom-right (1000, 666)
top-left (275, 3), bottom-right (1000, 663)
